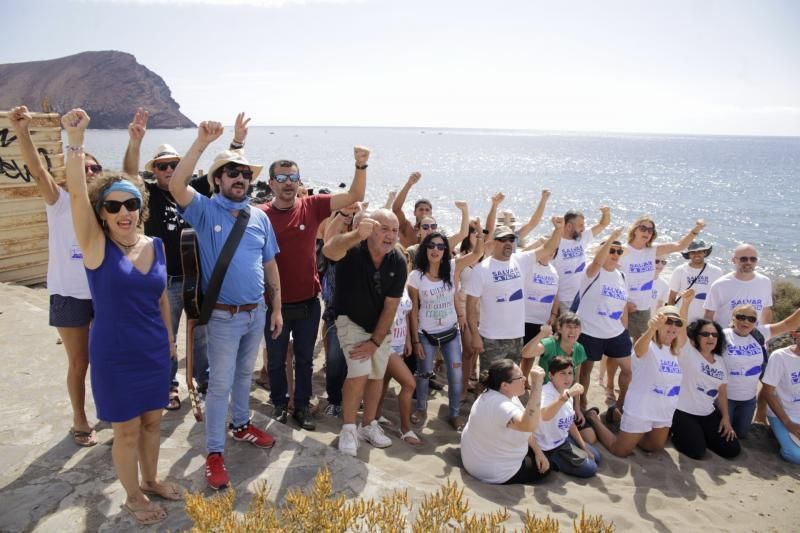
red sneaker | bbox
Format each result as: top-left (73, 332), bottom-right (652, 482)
top-left (232, 422), bottom-right (275, 449)
top-left (205, 453), bottom-right (229, 490)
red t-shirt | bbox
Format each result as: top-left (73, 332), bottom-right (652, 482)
top-left (259, 195), bottom-right (332, 303)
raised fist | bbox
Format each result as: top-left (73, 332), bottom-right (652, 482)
top-left (356, 218), bottom-right (378, 239)
top-left (7, 106), bottom-right (32, 132)
top-left (407, 171), bottom-right (422, 185)
top-left (354, 146), bottom-right (371, 165)
top-left (491, 192), bottom-right (505, 205)
top-left (197, 121), bottom-right (223, 144)
top-left (455, 200), bottom-right (468, 211)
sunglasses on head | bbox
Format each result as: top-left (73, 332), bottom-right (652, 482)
top-left (665, 317), bottom-right (683, 327)
top-left (155, 161), bottom-right (178, 171)
top-left (421, 223), bottom-right (438, 230)
top-left (224, 168), bottom-right (254, 180)
top-left (737, 256), bottom-right (758, 263)
top-left (698, 331), bottom-right (719, 338)
top-left (637, 224), bottom-right (655, 234)
top-left (85, 164), bottom-right (102, 174)
top-left (608, 248), bottom-right (624, 255)
top-left (103, 197), bottom-right (141, 214)
top-left (273, 173), bottom-right (301, 183)
top-left (426, 242), bottom-right (446, 251)
top-left (655, 259), bottom-right (667, 265)
top-left (735, 314), bottom-right (757, 323)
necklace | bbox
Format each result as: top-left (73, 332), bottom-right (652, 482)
top-left (111, 234), bottom-right (141, 252)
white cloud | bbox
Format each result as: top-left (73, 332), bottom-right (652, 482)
top-left (85, 0), bottom-right (365, 6)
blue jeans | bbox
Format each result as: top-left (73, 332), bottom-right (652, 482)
top-left (205, 300), bottom-right (266, 453)
top-left (166, 277), bottom-right (208, 388)
top-left (727, 397), bottom-right (757, 438)
top-left (415, 332), bottom-right (462, 418)
top-left (768, 416), bottom-right (800, 465)
top-left (547, 437), bottom-right (601, 478)
top-left (265, 298), bottom-right (321, 410)
top-left (324, 319), bottom-right (348, 406)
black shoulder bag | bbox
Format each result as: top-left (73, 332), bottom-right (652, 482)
top-left (673, 263), bottom-right (707, 305)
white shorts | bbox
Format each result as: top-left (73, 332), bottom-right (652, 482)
top-left (620, 411), bottom-right (671, 434)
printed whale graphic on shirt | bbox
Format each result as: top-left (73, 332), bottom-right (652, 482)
top-left (695, 292), bottom-right (707, 301)
top-left (729, 365), bottom-right (763, 377)
top-left (638, 279), bottom-right (654, 292)
top-left (651, 385), bottom-right (681, 397)
top-left (574, 261), bottom-right (586, 273)
top-left (495, 288), bottom-right (524, 303)
top-left (696, 386), bottom-right (719, 398)
top-left (528, 294), bottom-right (557, 303)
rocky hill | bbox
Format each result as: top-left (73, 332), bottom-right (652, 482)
top-left (0, 50), bottom-right (195, 129)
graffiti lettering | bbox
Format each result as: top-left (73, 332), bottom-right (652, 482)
top-left (0, 128), bottom-right (18, 148)
top-left (0, 149), bottom-right (53, 182)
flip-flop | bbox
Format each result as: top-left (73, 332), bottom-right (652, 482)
top-left (377, 415), bottom-right (395, 429)
top-left (400, 430), bottom-right (423, 447)
top-left (140, 480), bottom-right (184, 501)
top-left (122, 501), bottom-right (166, 525)
top-left (71, 428), bottom-right (98, 447)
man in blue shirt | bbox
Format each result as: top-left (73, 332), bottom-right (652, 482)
top-left (170, 120), bottom-right (283, 490)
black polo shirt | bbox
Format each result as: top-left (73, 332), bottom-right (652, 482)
top-left (144, 175), bottom-right (211, 276)
top-left (334, 241), bottom-right (407, 333)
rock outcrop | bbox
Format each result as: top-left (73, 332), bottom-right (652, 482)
top-left (0, 50), bottom-right (194, 129)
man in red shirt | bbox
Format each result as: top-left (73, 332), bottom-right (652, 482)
top-left (259, 147), bottom-right (369, 430)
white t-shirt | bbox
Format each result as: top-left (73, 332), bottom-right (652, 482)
top-left (676, 344), bottom-right (728, 416)
top-left (619, 245), bottom-right (657, 310)
top-left (533, 382), bottom-right (574, 451)
top-left (524, 261), bottom-right (559, 325)
top-left (704, 272), bottom-right (773, 322)
top-left (465, 253), bottom-right (534, 340)
top-left (460, 389), bottom-right (530, 484)
top-left (389, 288), bottom-right (413, 354)
top-left (624, 341), bottom-right (683, 423)
top-left (575, 268), bottom-right (627, 339)
top-left (408, 260), bottom-right (458, 334)
top-left (45, 188), bottom-right (92, 299)
top-left (668, 262), bottom-right (723, 322)
top-left (762, 347), bottom-right (800, 423)
top-left (553, 229), bottom-right (594, 304)
top-left (723, 325), bottom-right (771, 401)
top-left (650, 278), bottom-right (669, 314)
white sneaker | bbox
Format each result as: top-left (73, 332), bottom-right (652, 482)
top-left (358, 420), bottom-right (392, 448)
top-left (338, 425), bottom-right (359, 457)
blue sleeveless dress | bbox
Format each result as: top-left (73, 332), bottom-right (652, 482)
top-left (86, 237), bottom-right (171, 422)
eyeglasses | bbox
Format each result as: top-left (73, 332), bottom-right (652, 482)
top-left (155, 161), bottom-right (178, 171)
top-left (637, 224), bottom-right (655, 234)
top-left (734, 314), bottom-right (757, 323)
top-left (698, 331), bottom-right (719, 338)
top-left (426, 242), bottom-right (446, 251)
top-left (736, 256), bottom-right (758, 263)
top-left (102, 198), bottom-right (141, 213)
top-left (665, 317), bottom-right (684, 327)
top-left (496, 236), bottom-right (515, 243)
top-left (85, 164), bottom-right (103, 174)
top-left (608, 248), bottom-right (624, 255)
top-left (273, 173), bottom-right (301, 183)
top-left (421, 223), bottom-right (438, 230)
top-left (224, 168), bottom-right (254, 180)
top-left (655, 259), bottom-right (667, 265)
top-left (507, 375), bottom-right (526, 383)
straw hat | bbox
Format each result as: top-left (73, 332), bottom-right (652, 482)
top-left (144, 144), bottom-right (181, 172)
top-left (206, 149), bottom-right (263, 188)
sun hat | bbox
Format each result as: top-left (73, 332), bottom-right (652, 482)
top-left (682, 240), bottom-right (712, 260)
top-left (658, 305), bottom-right (681, 318)
top-left (144, 144), bottom-right (182, 172)
top-left (493, 225), bottom-right (516, 240)
top-left (206, 149), bottom-right (263, 188)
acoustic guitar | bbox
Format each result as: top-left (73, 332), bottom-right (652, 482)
top-left (180, 228), bottom-right (203, 421)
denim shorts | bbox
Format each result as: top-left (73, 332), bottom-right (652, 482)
top-left (49, 294), bottom-right (93, 327)
top-left (578, 330), bottom-right (632, 361)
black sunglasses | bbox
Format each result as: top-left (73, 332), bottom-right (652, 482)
top-left (224, 168), bottom-right (254, 180)
top-left (496, 236), bottom-right (515, 243)
top-left (735, 314), bottom-right (757, 323)
top-left (421, 223), bottom-right (438, 230)
top-left (103, 198), bottom-right (141, 213)
top-left (698, 331), bottom-right (719, 338)
top-left (426, 242), bottom-right (446, 251)
top-left (608, 248), bottom-right (624, 255)
top-left (155, 161), bottom-right (178, 171)
top-left (85, 164), bottom-right (103, 174)
top-left (737, 256), bottom-right (758, 263)
top-left (273, 173), bottom-right (301, 183)
top-left (637, 224), bottom-right (655, 233)
top-left (665, 317), bottom-right (684, 327)
top-left (655, 259), bottom-right (668, 265)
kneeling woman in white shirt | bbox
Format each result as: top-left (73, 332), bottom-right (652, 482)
top-left (460, 360), bottom-right (549, 484)
top-left (671, 319), bottom-right (740, 459)
top-left (533, 356), bottom-right (600, 477)
top-left (588, 295), bottom-right (692, 456)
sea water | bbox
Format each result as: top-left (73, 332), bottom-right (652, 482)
top-left (83, 127), bottom-right (799, 279)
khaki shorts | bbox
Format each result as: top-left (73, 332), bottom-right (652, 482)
top-left (627, 309), bottom-right (651, 339)
top-left (336, 315), bottom-right (391, 379)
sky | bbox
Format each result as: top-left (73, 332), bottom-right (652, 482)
top-left (2, 0), bottom-right (799, 136)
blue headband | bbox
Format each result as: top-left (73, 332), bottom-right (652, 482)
top-left (96, 180), bottom-right (143, 214)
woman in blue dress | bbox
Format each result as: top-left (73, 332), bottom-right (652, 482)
top-left (62, 109), bottom-right (180, 525)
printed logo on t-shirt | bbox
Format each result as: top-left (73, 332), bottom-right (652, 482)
top-left (727, 298), bottom-right (765, 311)
top-left (601, 285), bottom-right (626, 301)
top-left (727, 343), bottom-right (762, 357)
top-left (659, 359), bottom-right (682, 374)
top-left (729, 365), bottom-right (762, 377)
top-left (561, 245), bottom-right (584, 260)
top-left (70, 245), bottom-right (83, 260)
top-left (701, 362), bottom-right (725, 381)
top-left (528, 294), bottom-right (556, 303)
top-left (496, 289), bottom-right (524, 303)
top-left (557, 415), bottom-right (574, 431)
top-left (629, 261), bottom-right (654, 274)
top-left (791, 371), bottom-right (800, 385)
top-left (492, 267), bottom-right (521, 282)
top-left (532, 273), bottom-right (558, 286)
top-left (696, 385), bottom-right (719, 398)
top-left (652, 385), bottom-right (681, 396)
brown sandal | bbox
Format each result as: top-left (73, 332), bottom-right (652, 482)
top-left (140, 480), bottom-right (184, 501)
top-left (71, 428), bottom-right (98, 447)
top-left (122, 501), bottom-right (166, 525)
top-left (166, 388), bottom-right (181, 411)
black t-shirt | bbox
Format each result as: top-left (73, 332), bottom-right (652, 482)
top-left (334, 241), bottom-right (407, 333)
top-left (144, 175), bottom-right (211, 276)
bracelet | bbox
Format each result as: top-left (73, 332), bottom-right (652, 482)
top-left (691, 231), bottom-right (699, 235)
top-left (66, 145), bottom-right (84, 154)
top-left (230, 141), bottom-right (244, 149)
top-left (413, 340), bottom-right (421, 345)
top-left (356, 164), bottom-right (368, 170)
top-left (369, 337), bottom-right (380, 347)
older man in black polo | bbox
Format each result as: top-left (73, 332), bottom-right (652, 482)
top-left (323, 208), bottom-right (407, 456)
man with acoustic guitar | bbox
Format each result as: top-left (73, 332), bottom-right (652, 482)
top-left (170, 120), bottom-right (283, 490)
